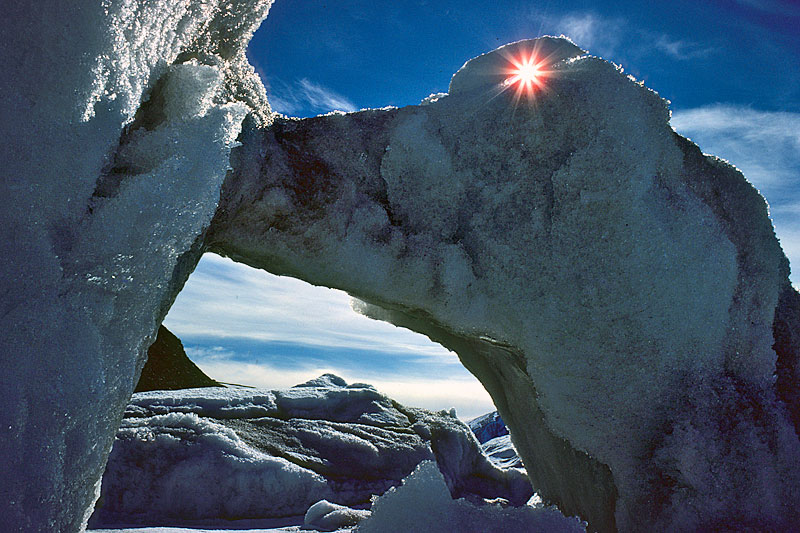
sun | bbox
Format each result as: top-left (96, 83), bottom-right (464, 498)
top-left (503, 52), bottom-right (548, 99)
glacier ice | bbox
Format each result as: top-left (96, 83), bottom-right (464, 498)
top-left (304, 500), bottom-right (371, 531)
top-left (3, 1), bottom-right (800, 531)
top-left (469, 412), bottom-right (524, 470)
top-left (89, 375), bottom-right (531, 527)
top-left (469, 411), bottom-right (509, 445)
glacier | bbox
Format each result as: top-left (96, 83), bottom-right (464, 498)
top-left (2, 1), bottom-right (800, 531)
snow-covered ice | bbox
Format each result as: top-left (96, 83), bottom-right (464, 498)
top-left (209, 38), bottom-right (800, 530)
top-left (3, 1), bottom-right (800, 530)
top-left (355, 461), bottom-right (584, 533)
top-left (469, 411), bottom-right (509, 445)
top-left (89, 375), bottom-right (532, 528)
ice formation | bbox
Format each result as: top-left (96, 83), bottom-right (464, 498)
top-left (1, 1), bottom-right (271, 530)
top-left (469, 411), bottom-right (510, 445)
top-left (89, 375), bottom-right (531, 527)
top-left (355, 461), bottom-right (584, 533)
top-left (207, 37), bottom-right (800, 531)
top-left (3, 1), bottom-right (800, 531)
top-left (304, 500), bottom-right (371, 531)
top-left (470, 412), bottom-right (524, 470)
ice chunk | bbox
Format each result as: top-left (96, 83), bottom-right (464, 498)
top-left (91, 412), bottom-right (331, 524)
top-left (469, 411), bottom-right (509, 444)
top-left (304, 500), bottom-right (370, 531)
top-left (356, 461), bottom-right (585, 533)
top-left (482, 435), bottom-right (525, 470)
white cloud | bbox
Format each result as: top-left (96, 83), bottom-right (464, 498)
top-left (671, 105), bottom-right (800, 284)
top-left (527, 10), bottom-right (716, 66)
top-left (165, 253), bottom-right (453, 359)
top-left (168, 255), bottom-right (494, 418)
top-left (654, 36), bottom-right (714, 60)
top-left (266, 78), bottom-right (357, 116)
top-left (670, 105), bottom-right (800, 195)
top-left (530, 11), bottom-right (623, 59)
top-left (297, 78), bottom-right (357, 113)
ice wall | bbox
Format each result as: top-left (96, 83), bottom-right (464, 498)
top-left (208, 39), bottom-right (800, 530)
top-left (0, 1), bottom-right (271, 531)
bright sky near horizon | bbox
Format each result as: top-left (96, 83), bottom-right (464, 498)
top-left (164, 0), bottom-right (800, 420)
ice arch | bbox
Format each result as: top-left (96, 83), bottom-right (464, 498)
top-left (2, 2), bottom-right (800, 532)
top-left (207, 38), bottom-right (800, 530)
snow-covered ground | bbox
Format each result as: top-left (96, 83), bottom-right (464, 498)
top-left (88, 376), bottom-right (567, 532)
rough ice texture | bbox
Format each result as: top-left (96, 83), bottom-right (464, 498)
top-left (89, 375), bottom-right (532, 527)
top-left (0, 1), bottom-right (271, 531)
top-left (304, 500), bottom-right (370, 531)
top-left (4, 1), bottom-right (800, 530)
top-left (135, 325), bottom-right (219, 392)
top-left (469, 411), bottom-right (509, 444)
top-left (207, 38), bottom-right (800, 531)
top-left (469, 412), bottom-right (524, 469)
top-left (355, 461), bottom-right (585, 533)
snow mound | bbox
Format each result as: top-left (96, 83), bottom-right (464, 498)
top-left (305, 500), bottom-right (370, 532)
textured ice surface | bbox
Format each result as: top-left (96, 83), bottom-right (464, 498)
top-left (469, 411), bottom-right (509, 444)
top-left (355, 461), bottom-right (585, 533)
top-left (0, 1), bottom-right (271, 530)
top-left (89, 376), bottom-right (532, 527)
top-left (208, 39), bottom-right (800, 530)
top-left (4, 1), bottom-right (800, 530)
top-left (304, 500), bottom-right (370, 531)
top-left (469, 412), bottom-right (523, 469)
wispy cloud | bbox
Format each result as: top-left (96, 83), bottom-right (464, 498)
top-left (527, 10), bottom-right (714, 65)
top-left (671, 105), bottom-right (800, 284)
top-left (653, 36), bottom-right (715, 60)
top-left (670, 105), bottom-right (800, 193)
top-left (266, 78), bottom-right (357, 116)
top-left (527, 11), bottom-right (623, 59)
top-left (165, 254), bottom-right (453, 359)
top-left (167, 255), bottom-right (494, 418)
top-left (297, 79), bottom-right (357, 113)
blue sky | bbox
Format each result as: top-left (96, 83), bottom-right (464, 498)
top-left (165, 0), bottom-right (800, 420)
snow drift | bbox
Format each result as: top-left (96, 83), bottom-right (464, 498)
top-left (2, 1), bottom-right (800, 531)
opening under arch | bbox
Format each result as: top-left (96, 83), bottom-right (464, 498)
top-left (163, 252), bottom-right (495, 421)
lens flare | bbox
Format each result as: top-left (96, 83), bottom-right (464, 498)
top-left (503, 52), bottom-right (548, 100)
